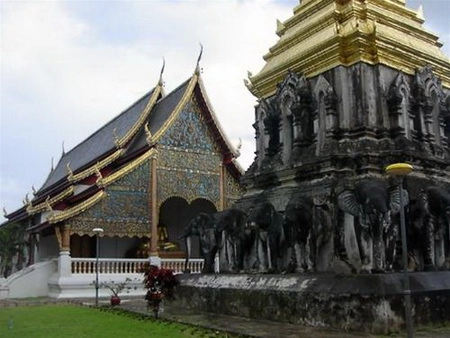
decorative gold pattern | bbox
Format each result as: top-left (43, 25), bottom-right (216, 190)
top-left (70, 220), bottom-right (150, 238)
top-left (157, 167), bottom-right (220, 208)
top-left (225, 168), bottom-right (245, 208)
top-left (47, 190), bottom-right (106, 224)
top-left (100, 149), bottom-right (156, 187)
top-left (158, 147), bottom-right (220, 173)
top-left (247, 0), bottom-right (450, 98)
top-left (69, 159), bottom-right (151, 238)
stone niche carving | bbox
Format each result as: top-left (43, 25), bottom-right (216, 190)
top-left (409, 66), bottom-right (447, 148)
top-left (253, 71), bottom-right (331, 169)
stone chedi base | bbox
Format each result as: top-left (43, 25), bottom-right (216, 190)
top-left (176, 273), bottom-right (450, 334)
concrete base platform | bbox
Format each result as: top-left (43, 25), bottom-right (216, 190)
top-left (176, 272), bottom-right (450, 334)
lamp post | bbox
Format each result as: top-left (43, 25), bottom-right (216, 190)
top-left (93, 227), bottom-right (104, 306)
top-left (385, 163), bottom-right (414, 338)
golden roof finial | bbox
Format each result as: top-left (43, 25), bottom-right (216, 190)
top-left (66, 162), bottom-right (74, 179)
top-left (44, 196), bottom-right (53, 213)
top-left (195, 43), bottom-right (203, 75)
top-left (113, 128), bottom-right (121, 148)
top-left (416, 5), bottom-right (424, 20)
top-left (23, 193), bottom-right (30, 206)
top-left (95, 163), bottom-right (103, 185)
top-left (144, 123), bottom-right (154, 146)
top-left (236, 138), bottom-right (242, 158)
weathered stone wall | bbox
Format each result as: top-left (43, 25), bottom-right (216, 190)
top-left (176, 273), bottom-right (450, 334)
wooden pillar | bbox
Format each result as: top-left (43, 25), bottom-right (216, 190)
top-left (150, 155), bottom-right (159, 256)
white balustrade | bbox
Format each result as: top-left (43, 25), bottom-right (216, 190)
top-left (71, 258), bottom-right (204, 275)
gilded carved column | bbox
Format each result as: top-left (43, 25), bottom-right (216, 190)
top-left (55, 225), bottom-right (71, 252)
top-left (55, 224), bottom-right (72, 277)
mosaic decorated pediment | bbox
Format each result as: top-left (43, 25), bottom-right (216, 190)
top-left (159, 98), bottom-right (219, 153)
top-left (69, 159), bottom-right (151, 237)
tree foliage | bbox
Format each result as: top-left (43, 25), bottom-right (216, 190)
top-left (0, 222), bottom-right (27, 278)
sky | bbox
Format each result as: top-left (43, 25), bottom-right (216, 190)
top-left (1, 0), bottom-right (449, 221)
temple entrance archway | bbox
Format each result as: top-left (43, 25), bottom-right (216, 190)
top-left (158, 197), bottom-right (217, 257)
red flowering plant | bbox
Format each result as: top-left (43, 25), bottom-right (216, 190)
top-left (142, 264), bottom-right (179, 304)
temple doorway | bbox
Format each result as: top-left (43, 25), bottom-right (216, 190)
top-left (158, 197), bottom-right (217, 258)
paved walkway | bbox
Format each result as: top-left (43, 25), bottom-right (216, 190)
top-left (2, 297), bottom-right (450, 337)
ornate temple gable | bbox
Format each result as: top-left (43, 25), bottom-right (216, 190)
top-left (246, 0), bottom-right (450, 98)
top-left (157, 96), bottom-right (222, 209)
top-left (159, 98), bottom-right (219, 153)
top-left (69, 158), bottom-right (152, 238)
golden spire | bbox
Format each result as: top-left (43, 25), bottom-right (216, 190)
top-left (247, 0), bottom-right (450, 98)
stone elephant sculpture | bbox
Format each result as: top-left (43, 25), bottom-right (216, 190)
top-left (415, 186), bottom-right (450, 270)
top-left (181, 213), bottom-right (218, 273)
top-left (247, 201), bottom-right (285, 273)
top-left (181, 209), bottom-right (249, 273)
top-left (213, 208), bottom-right (250, 272)
top-left (283, 195), bottom-right (334, 273)
top-left (337, 179), bottom-right (407, 273)
top-left (283, 196), bottom-right (314, 272)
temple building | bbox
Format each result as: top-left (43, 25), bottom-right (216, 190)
top-left (1, 62), bottom-right (244, 298)
top-left (174, 0), bottom-right (450, 332)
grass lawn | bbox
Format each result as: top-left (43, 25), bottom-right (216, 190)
top-left (0, 304), bottom-right (235, 337)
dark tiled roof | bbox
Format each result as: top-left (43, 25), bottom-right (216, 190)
top-left (38, 89), bottom-right (155, 192)
top-left (148, 79), bottom-right (190, 135)
top-left (126, 79), bottom-right (190, 152)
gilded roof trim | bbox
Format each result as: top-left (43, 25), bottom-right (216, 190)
top-left (69, 148), bottom-right (124, 182)
top-left (152, 74), bottom-right (199, 142)
top-left (99, 148), bottom-right (157, 187)
top-left (115, 82), bottom-right (163, 148)
top-left (196, 76), bottom-right (245, 174)
top-left (47, 190), bottom-right (106, 224)
top-left (27, 186), bottom-right (75, 215)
